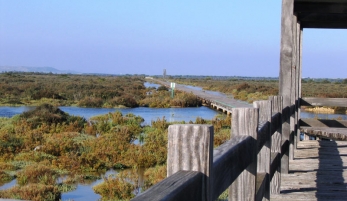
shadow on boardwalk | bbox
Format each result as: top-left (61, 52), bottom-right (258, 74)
top-left (315, 140), bottom-right (346, 200)
top-left (272, 140), bottom-right (347, 201)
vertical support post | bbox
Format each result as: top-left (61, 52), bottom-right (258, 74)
top-left (254, 100), bottom-right (272, 201)
top-left (290, 14), bottom-right (298, 160)
top-left (270, 96), bottom-right (283, 195)
top-left (298, 26), bottom-right (305, 141)
top-left (296, 22), bottom-right (302, 145)
top-left (279, 0), bottom-right (294, 174)
top-left (229, 108), bottom-right (259, 201)
top-left (167, 124), bottom-right (214, 201)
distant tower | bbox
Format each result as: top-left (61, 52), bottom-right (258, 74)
top-left (163, 69), bottom-right (166, 79)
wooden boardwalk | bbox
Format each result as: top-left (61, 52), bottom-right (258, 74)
top-left (150, 79), bottom-right (251, 108)
top-left (272, 140), bottom-right (347, 201)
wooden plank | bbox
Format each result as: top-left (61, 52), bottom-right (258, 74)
top-left (300, 118), bottom-right (347, 128)
top-left (300, 97), bottom-right (347, 107)
top-left (279, 0), bottom-right (294, 175)
top-left (270, 152), bottom-right (281, 180)
top-left (269, 96), bottom-right (283, 195)
top-left (167, 124), bottom-right (213, 201)
top-left (254, 100), bottom-right (272, 201)
top-left (229, 108), bottom-right (258, 201)
top-left (290, 14), bottom-right (298, 160)
top-left (256, 172), bottom-right (267, 201)
top-left (300, 127), bottom-right (347, 141)
top-left (211, 135), bottom-right (256, 200)
top-left (271, 113), bottom-right (282, 136)
top-left (132, 171), bottom-right (205, 201)
top-left (271, 140), bottom-right (347, 201)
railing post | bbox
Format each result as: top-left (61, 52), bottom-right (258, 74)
top-left (167, 124), bottom-right (214, 201)
top-left (269, 96), bottom-right (283, 194)
top-left (279, 0), bottom-right (294, 175)
top-left (229, 108), bottom-right (259, 201)
top-left (254, 100), bottom-right (272, 201)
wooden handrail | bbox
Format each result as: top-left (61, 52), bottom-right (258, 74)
top-left (131, 96), bottom-right (286, 201)
top-left (300, 97), bottom-right (347, 107)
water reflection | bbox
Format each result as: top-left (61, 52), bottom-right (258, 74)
top-left (301, 111), bottom-right (347, 120)
top-left (61, 169), bottom-right (117, 201)
top-left (144, 82), bottom-right (161, 89)
top-left (0, 179), bottom-right (17, 190)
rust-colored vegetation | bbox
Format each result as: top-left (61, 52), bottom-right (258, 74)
top-left (0, 103), bottom-right (231, 200)
top-left (0, 73), bottom-right (237, 200)
top-left (0, 72), bottom-right (202, 108)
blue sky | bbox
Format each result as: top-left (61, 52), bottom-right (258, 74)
top-left (0, 1), bottom-right (346, 78)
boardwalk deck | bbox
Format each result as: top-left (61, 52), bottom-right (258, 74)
top-left (151, 79), bottom-right (252, 108)
top-left (271, 140), bottom-right (347, 201)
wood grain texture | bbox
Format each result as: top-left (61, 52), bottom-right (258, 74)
top-left (272, 140), bottom-right (347, 201)
top-left (229, 108), bottom-right (258, 201)
top-left (300, 127), bottom-right (347, 141)
top-left (279, 0), bottom-right (294, 175)
top-left (300, 97), bottom-right (347, 107)
top-left (270, 96), bottom-right (283, 194)
top-left (256, 172), bottom-right (267, 201)
top-left (211, 135), bottom-right (256, 200)
top-left (254, 100), bottom-right (272, 200)
top-left (132, 171), bottom-right (205, 201)
top-left (167, 124), bottom-right (213, 201)
top-left (300, 119), bottom-right (347, 128)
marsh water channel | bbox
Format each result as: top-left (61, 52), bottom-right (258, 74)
top-left (1, 82), bottom-right (347, 200)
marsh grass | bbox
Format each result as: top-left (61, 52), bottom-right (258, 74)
top-left (57, 183), bottom-right (77, 193)
top-left (17, 164), bottom-right (58, 186)
top-left (93, 176), bottom-right (135, 201)
top-left (0, 184), bottom-right (60, 201)
top-left (0, 170), bottom-right (15, 186)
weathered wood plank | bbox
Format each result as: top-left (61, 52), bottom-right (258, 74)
top-left (300, 118), bottom-right (347, 128)
top-left (279, 0), bottom-right (294, 175)
top-left (272, 140), bottom-right (347, 201)
top-left (256, 172), bottom-right (267, 201)
top-left (132, 171), bottom-right (205, 201)
top-left (269, 96), bottom-right (283, 195)
top-left (270, 152), bottom-right (281, 180)
top-left (254, 100), bottom-right (272, 201)
top-left (229, 108), bottom-right (258, 201)
top-left (271, 113), bottom-right (282, 136)
top-left (296, 21), bottom-right (302, 147)
top-left (211, 135), bottom-right (256, 200)
top-left (300, 97), bottom-right (347, 107)
top-left (300, 127), bottom-right (347, 141)
top-left (167, 124), bottom-right (213, 201)
top-left (290, 14), bottom-right (298, 161)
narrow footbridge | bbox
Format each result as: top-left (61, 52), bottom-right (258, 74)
top-left (151, 79), bottom-right (251, 114)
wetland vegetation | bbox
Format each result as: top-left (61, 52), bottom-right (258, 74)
top-left (0, 72), bottom-right (230, 200)
top-left (1, 72), bottom-right (346, 200)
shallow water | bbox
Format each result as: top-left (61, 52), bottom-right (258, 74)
top-left (0, 105), bottom-right (222, 200)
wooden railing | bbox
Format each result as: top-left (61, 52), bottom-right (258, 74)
top-left (300, 97), bottom-right (347, 141)
top-left (132, 96), bottom-right (294, 201)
